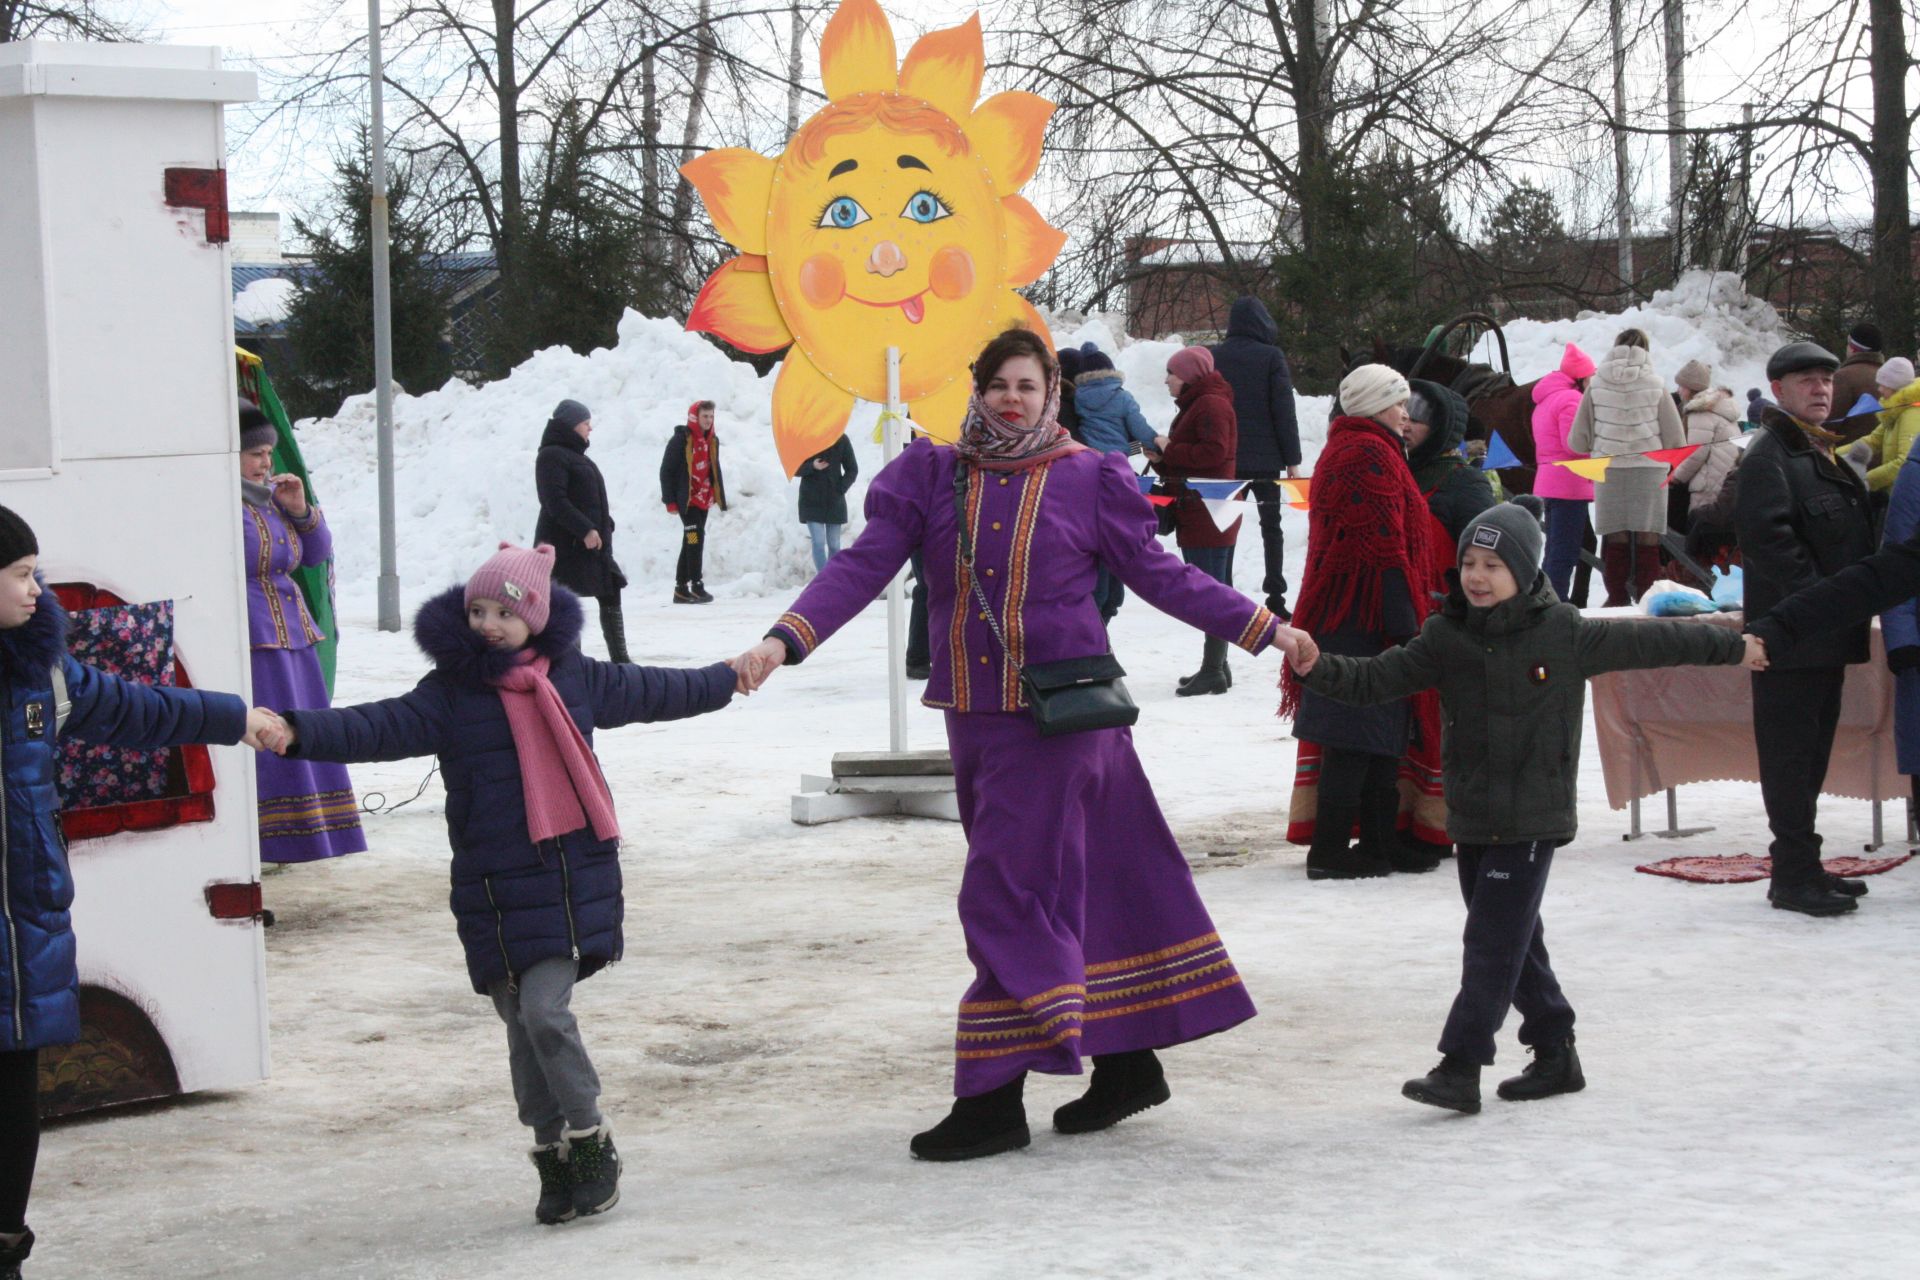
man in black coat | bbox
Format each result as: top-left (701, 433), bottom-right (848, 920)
top-left (1210, 296), bottom-right (1301, 617)
top-left (533, 399), bottom-right (629, 662)
top-left (659, 400), bottom-right (728, 604)
top-left (1733, 341), bottom-right (1878, 917)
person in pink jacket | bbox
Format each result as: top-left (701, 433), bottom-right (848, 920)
top-left (1531, 343), bottom-right (1597, 601)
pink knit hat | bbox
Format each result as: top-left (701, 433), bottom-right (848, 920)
top-left (465, 542), bottom-right (556, 634)
top-left (1167, 346), bottom-right (1215, 383)
top-left (1560, 343), bottom-right (1596, 380)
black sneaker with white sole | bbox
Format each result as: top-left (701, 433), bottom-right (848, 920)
top-left (566, 1125), bottom-right (621, 1218)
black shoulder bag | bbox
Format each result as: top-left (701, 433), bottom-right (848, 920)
top-left (952, 463), bottom-right (1140, 737)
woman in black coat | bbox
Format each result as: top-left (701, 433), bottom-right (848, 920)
top-left (797, 434), bottom-right (859, 573)
top-left (533, 399), bottom-right (629, 662)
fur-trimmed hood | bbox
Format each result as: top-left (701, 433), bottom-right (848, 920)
top-left (412, 583), bottom-right (587, 689)
top-left (0, 575), bottom-right (68, 680)
top-left (1684, 386), bottom-right (1742, 423)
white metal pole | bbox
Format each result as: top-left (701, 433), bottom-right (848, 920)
top-left (883, 348), bottom-right (910, 753)
top-left (369, 0), bottom-right (401, 631)
top-left (1664, 0), bottom-right (1687, 272)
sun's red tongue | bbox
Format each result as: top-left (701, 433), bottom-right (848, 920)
top-left (901, 295), bottom-right (925, 324)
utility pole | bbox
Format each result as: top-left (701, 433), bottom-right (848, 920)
top-left (368, 0), bottom-right (400, 631)
top-left (1664, 0), bottom-right (1687, 275)
top-left (786, 4), bottom-right (805, 133)
top-left (1738, 103), bottom-right (1754, 282)
top-left (1610, 0), bottom-right (1635, 298)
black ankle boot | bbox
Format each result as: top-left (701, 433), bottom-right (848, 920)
top-left (0, 1228), bottom-right (33, 1280)
top-left (1359, 782), bottom-right (1436, 873)
top-left (1497, 1034), bottom-right (1585, 1102)
top-left (909, 1075), bottom-right (1030, 1161)
top-left (1306, 804), bottom-right (1390, 880)
top-left (1053, 1050), bottom-right (1171, 1134)
top-left (1176, 636), bottom-right (1231, 697)
top-left (1402, 1054), bottom-right (1482, 1113)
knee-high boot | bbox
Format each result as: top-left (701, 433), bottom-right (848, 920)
top-left (599, 598), bottom-right (630, 664)
top-left (1631, 544), bottom-right (1664, 603)
top-left (1601, 542), bottom-right (1632, 607)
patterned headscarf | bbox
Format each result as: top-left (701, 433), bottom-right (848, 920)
top-left (953, 359), bottom-right (1078, 472)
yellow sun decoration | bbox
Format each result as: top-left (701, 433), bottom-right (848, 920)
top-left (681, 0), bottom-right (1066, 476)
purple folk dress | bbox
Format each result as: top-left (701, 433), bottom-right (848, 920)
top-left (245, 496), bottom-right (366, 863)
top-left (770, 441), bottom-right (1279, 1096)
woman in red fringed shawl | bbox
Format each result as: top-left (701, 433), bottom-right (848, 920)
top-left (1281, 364), bottom-right (1449, 879)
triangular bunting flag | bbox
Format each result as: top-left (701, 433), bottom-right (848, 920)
top-left (1643, 444), bottom-right (1702, 468)
top-left (1557, 456), bottom-right (1613, 482)
top-left (1480, 431), bottom-right (1522, 470)
top-left (1846, 393), bottom-right (1883, 418)
top-left (1203, 498), bottom-right (1245, 532)
top-left (1278, 478), bottom-right (1311, 509)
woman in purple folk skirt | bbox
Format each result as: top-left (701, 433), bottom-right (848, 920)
top-left (737, 329), bottom-right (1311, 1161)
top-left (239, 401), bottom-right (366, 864)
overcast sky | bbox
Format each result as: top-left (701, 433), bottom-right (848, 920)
top-left (128, 1), bottom-right (1859, 238)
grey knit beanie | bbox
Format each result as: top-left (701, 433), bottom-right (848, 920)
top-left (550, 399), bottom-right (592, 430)
top-left (1457, 502), bottom-right (1546, 594)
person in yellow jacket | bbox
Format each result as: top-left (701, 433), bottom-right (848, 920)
top-left (1863, 358), bottom-right (1920, 493)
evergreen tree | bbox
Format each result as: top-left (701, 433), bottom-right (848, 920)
top-left (1485, 181), bottom-right (1566, 275)
top-left (1267, 157), bottom-right (1475, 389)
top-left (281, 140), bottom-right (452, 419)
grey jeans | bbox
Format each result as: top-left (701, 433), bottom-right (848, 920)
top-left (487, 957), bottom-right (604, 1145)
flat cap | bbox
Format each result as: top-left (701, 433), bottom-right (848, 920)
top-left (1766, 341), bottom-right (1840, 381)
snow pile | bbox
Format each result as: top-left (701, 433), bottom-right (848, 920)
top-left (296, 276), bottom-right (1780, 614)
top-left (233, 277), bottom-right (298, 327)
top-left (1468, 269), bottom-right (1785, 398)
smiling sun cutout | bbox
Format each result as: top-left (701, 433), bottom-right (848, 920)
top-left (681, 0), bottom-right (1065, 476)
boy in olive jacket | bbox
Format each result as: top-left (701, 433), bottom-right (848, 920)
top-left (1293, 503), bottom-right (1764, 1114)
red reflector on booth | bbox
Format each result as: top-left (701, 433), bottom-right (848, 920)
top-left (205, 881), bottom-right (263, 920)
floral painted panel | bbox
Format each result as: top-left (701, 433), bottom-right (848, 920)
top-left (58, 600), bottom-right (177, 808)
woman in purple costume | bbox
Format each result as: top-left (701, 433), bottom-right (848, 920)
top-left (736, 330), bottom-right (1311, 1161)
top-left (239, 401), bottom-right (366, 863)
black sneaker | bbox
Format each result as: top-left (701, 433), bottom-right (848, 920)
top-left (672, 587), bottom-right (697, 604)
top-left (1824, 871), bottom-right (1869, 897)
top-left (909, 1076), bottom-right (1030, 1161)
top-left (1053, 1050), bottom-right (1171, 1134)
top-left (1496, 1034), bottom-right (1586, 1102)
top-left (529, 1143), bottom-right (576, 1224)
top-left (1767, 879), bottom-right (1859, 916)
top-left (690, 583), bottom-right (715, 604)
top-left (566, 1124), bottom-right (621, 1217)
top-left (0, 1228), bottom-right (32, 1280)
top-left (1402, 1055), bottom-right (1482, 1114)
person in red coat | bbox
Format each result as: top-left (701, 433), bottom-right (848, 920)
top-left (1281, 364), bottom-right (1448, 878)
top-left (1148, 346), bottom-right (1242, 696)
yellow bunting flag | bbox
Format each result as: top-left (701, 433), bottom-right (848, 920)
top-left (1278, 477), bottom-right (1312, 509)
top-left (1556, 457), bottom-right (1614, 482)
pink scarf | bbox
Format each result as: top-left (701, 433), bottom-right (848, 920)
top-left (491, 650), bottom-right (621, 845)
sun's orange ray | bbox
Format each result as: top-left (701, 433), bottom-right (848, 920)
top-left (680, 149), bottom-right (776, 255)
top-left (818, 0), bottom-right (898, 101)
top-left (969, 92), bottom-right (1053, 191)
top-left (999, 194), bottom-right (1066, 287)
top-left (773, 353), bottom-right (859, 476)
top-left (687, 256), bottom-right (793, 354)
top-left (899, 16), bottom-right (984, 121)
top-left (908, 375), bottom-right (973, 445)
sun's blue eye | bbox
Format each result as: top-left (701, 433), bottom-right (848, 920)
top-left (818, 196), bottom-right (870, 229)
top-left (901, 191), bottom-right (951, 224)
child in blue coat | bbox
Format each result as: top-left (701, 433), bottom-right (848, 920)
top-left (0, 504), bottom-right (278, 1280)
top-left (263, 543), bottom-right (740, 1225)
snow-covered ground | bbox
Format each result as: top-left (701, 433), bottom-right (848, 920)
top-left (37, 592), bottom-right (1920, 1279)
top-left (57, 276), bottom-right (1905, 1277)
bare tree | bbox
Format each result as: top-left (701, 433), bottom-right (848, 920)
top-left (0, 0), bottom-right (141, 42)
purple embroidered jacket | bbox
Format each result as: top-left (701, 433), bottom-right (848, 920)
top-left (244, 500), bottom-right (330, 651)
top-left (770, 441), bottom-right (1279, 711)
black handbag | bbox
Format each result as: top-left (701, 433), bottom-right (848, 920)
top-left (953, 464), bottom-right (1140, 737)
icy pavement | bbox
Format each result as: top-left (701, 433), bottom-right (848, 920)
top-left (39, 593), bottom-right (1920, 1279)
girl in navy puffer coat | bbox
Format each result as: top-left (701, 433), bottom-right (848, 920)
top-left (1, 505), bottom-right (273, 1277)
top-left (267, 543), bottom-right (737, 1224)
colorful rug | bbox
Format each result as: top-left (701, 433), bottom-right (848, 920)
top-left (1635, 853), bottom-right (1912, 884)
